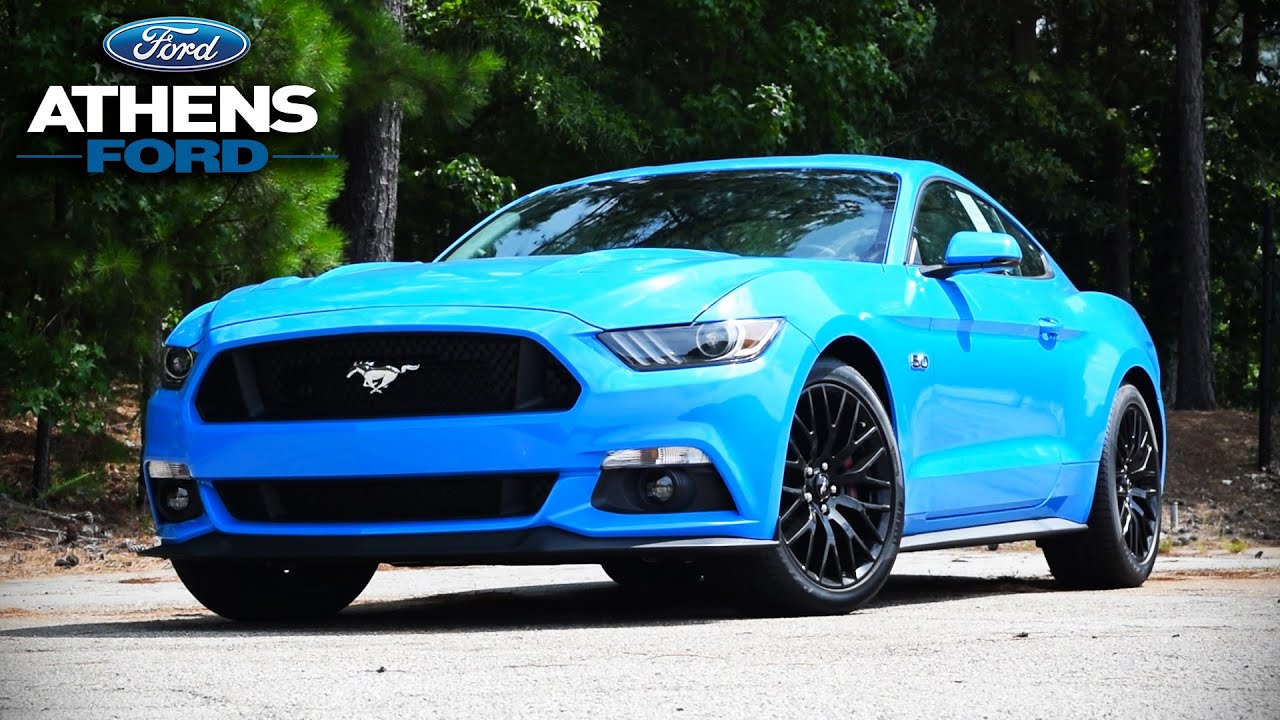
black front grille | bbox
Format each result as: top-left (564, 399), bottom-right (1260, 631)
top-left (195, 332), bottom-right (580, 422)
top-left (214, 473), bottom-right (558, 523)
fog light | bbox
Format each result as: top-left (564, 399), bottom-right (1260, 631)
top-left (164, 485), bottom-right (191, 512)
top-left (643, 473), bottom-right (677, 503)
top-left (146, 461), bottom-right (202, 523)
top-left (591, 465), bottom-right (735, 515)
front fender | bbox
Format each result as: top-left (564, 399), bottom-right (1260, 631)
top-left (1068, 291), bottom-right (1165, 490)
top-left (696, 264), bottom-right (910, 428)
top-left (165, 301), bottom-right (217, 348)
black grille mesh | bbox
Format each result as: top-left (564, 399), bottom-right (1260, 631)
top-left (214, 473), bottom-right (558, 523)
top-left (195, 332), bottom-right (580, 422)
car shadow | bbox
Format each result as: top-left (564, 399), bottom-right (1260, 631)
top-left (0, 573), bottom-right (1058, 640)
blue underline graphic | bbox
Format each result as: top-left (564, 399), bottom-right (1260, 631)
top-left (272, 154), bottom-right (339, 159)
top-left (16, 154), bottom-right (83, 159)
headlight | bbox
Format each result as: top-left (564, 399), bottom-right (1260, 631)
top-left (160, 346), bottom-right (196, 389)
top-left (598, 319), bottom-right (782, 370)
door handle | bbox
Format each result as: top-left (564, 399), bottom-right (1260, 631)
top-left (1039, 317), bottom-right (1061, 340)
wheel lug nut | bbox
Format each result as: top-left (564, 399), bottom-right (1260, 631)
top-left (821, 462), bottom-right (829, 471)
top-left (821, 504), bottom-right (829, 514)
top-left (804, 467), bottom-right (814, 477)
top-left (803, 492), bottom-right (813, 502)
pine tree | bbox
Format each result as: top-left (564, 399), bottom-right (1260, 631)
top-left (0, 0), bottom-right (350, 498)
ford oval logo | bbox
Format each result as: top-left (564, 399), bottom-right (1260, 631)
top-left (103, 17), bottom-right (250, 72)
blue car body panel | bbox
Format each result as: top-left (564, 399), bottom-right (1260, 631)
top-left (143, 155), bottom-right (1165, 554)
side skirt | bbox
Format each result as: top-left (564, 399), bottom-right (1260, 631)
top-left (899, 518), bottom-right (1087, 552)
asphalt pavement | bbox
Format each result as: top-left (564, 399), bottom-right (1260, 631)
top-left (1, 550), bottom-right (1277, 719)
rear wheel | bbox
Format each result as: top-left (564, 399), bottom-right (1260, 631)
top-left (723, 359), bottom-right (904, 615)
top-left (1041, 383), bottom-right (1161, 588)
top-left (172, 559), bottom-right (377, 621)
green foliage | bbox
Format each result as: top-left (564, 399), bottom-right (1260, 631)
top-left (333, 1), bottom-right (502, 125)
top-left (0, 0), bottom-right (352, 449)
top-left (0, 307), bottom-right (109, 432)
top-left (400, 0), bottom-right (934, 258)
top-left (396, 0), bottom-right (612, 256)
top-left (892, 0), bottom-right (1279, 406)
top-left (430, 154), bottom-right (518, 213)
top-left (412, 0), bottom-right (634, 169)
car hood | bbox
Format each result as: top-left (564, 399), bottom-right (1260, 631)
top-left (207, 249), bottom-right (783, 331)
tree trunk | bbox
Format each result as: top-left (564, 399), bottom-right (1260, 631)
top-left (1009, 9), bottom-right (1037, 67)
top-left (1174, 0), bottom-right (1217, 409)
top-left (1241, 0), bottom-right (1260, 81)
top-left (1201, 0), bottom-right (1220, 64)
top-left (334, 0), bottom-right (405, 263)
top-left (32, 414), bottom-right (52, 499)
top-left (1103, 0), bottom-right (1131, 301)
top-left (1104, 128), bottom-right (1131, 301)
top-left (1149, 91), bottom-right (1183, 401)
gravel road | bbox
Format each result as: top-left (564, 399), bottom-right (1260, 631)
top-left (2, 550), bottom-right (1277, 719)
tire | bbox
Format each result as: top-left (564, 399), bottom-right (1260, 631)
top-left (721, 358), bottom-right (905, 615)
top-left (172, 558), bottom-right (378, 622)
top-left (1041, 383), bottom-right (1162, 589)
top-left (601, 559), bottom-right (705, 591)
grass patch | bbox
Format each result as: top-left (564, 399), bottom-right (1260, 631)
top-left (43, 470), bottom-right (103, 504)
top-left (1224, 537), bottom-right (1248, 554)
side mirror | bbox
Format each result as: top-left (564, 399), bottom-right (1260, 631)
top-left (922, 231), bottom-right (1021, 279)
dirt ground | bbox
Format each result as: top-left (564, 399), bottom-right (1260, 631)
top-left (1164, 410), bottom-right (1280, 548)
top-left (1, 394), bottom-right (161, 578)
top-left (1, 398), bottom-right (1277, 578)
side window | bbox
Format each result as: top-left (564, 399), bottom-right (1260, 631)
top-left (910, 183), bottom-right (976, 265)
top-left (911, 181), bottom-right (1051, 279)
top-left (963, 192), bottom-right (1048, 277)
top-left (969, 197), bottom-right (1005, 234)
top-left (995, 212), bottom-right (1049, 278)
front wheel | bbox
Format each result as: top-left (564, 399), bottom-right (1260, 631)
top-left (1041, 383), bottom-right (1162, 588)
top-left (722, 359), bottom-right (905, 615)
top-left (172, 559), bottom-right (378, 622)
top-left (601, 559), bottom-right (705, 591)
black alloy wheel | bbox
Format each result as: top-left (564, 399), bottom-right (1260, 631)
top-left (779, 379), bottom-right (898, 588)
top-left (1042, 383), bottom-right (1162, 588)
top-left (1115, 401), bottom-right (1161, 562)
top-left (720, 359), bottom-right (904, 615)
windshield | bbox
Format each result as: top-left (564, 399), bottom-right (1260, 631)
top-left (441, 169), bottom-right (899, 262)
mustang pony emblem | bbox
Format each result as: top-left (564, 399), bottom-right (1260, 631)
top-left (346, 361), bottom-right (421, 394)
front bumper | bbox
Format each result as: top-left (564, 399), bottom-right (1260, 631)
top-left (140, 528), bottom-right (778, 564)
top-left (143, 305), bottom-right (816, 560)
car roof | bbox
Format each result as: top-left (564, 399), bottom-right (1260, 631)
top-left (550, 154), bottom-right (968, 190)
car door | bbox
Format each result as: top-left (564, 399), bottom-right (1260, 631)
top-left (905, 181), bottom-right (1069, 520)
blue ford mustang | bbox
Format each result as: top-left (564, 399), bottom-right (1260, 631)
top-left (142, 155), bottom-right (1164, 620)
